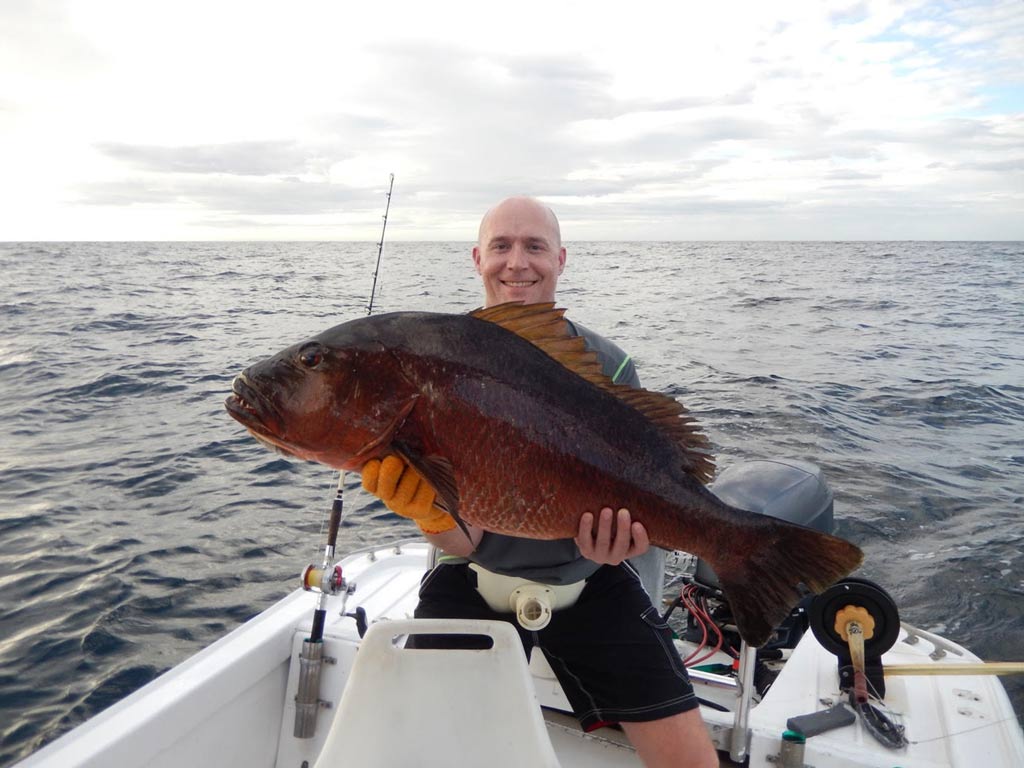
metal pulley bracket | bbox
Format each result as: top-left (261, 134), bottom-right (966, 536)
top-left (810, 576), bottom-right (900, 701)
top-left (810, 577), bottom-right (900, 659)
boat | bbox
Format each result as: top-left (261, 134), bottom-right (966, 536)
top-left (16, 460), bottom-right (1024, 767)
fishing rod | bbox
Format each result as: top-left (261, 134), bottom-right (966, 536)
top-left (367, 173), bottom-right (394, 315)
top-left (293, 175), bottom-right (395, 739)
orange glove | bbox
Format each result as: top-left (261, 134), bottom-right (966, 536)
top-left (361, 455), bottom-right (457, 534)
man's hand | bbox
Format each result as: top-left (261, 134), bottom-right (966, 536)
top-left (361, 455), bottom-right (457, 534)
top-left (576, 507), bottom-right (650, 565)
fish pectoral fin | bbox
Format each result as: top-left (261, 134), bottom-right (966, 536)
top-left (418, 455), bottom-right (459, 515)
top-left (393, 446), bottom-right (467, 535)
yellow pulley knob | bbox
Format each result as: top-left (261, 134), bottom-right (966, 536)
top-left (834, 605), bottom-right (876, 641)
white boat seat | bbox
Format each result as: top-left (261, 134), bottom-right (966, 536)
top-left (314, 618), bottom-right (561, 768)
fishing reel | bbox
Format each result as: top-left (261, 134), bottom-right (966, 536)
top-left (301, 562), bottom-right (366, 637)
top-left (301, 563), bottom-right (349, 596)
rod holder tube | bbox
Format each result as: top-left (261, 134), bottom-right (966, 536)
top-left (294, 639), bottom-right (324, 739)
top-left (779, 730), bottom-right (806, 768)
top-left (730, 641), bottom-right (757, 763)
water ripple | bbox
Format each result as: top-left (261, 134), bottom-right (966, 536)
top-left (1, 240), bottom-right (1022, 764)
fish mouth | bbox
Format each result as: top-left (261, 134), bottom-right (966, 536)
top-left (225, 374), bottom-right (284, 438)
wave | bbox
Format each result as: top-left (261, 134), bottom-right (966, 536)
top-left (2, 240), bottom-right (1022, 762)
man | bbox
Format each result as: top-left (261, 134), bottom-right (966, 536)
top-left (361, 196), bottom-right (719, 768)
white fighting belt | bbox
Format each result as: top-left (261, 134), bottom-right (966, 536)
top-left (469, 563), bottom-right (586, 631)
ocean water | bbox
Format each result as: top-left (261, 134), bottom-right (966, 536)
top-left (1, 241), bottom-right (1022, 764)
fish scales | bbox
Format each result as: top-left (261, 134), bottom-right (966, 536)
top-left (379, 312), bottom-right (787, 556)
top-left (226, 304), bottom-right (863, 646)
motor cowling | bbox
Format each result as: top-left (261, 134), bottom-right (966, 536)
top-left (696, 459), bottom-right (836, 589)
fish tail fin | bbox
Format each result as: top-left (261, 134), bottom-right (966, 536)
top-left (715, 517), bottom-right (863, 647)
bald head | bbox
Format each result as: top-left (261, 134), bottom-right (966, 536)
top-left (478, 196), bottom-right (562, 250)
top-left (472, 196), bottom-right (567, 307)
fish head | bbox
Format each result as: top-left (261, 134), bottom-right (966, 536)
top-left (225, 329), bottom-right (417, 470)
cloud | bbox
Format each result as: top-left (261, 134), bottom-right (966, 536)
top-left (94, 140), bottom-right (334, 176)
top-left (953, 157), bottom-right (1024, 173)
top-left (2, 0), bottom-right (1022, 239)
top-left (0, 0), bottom-right (102, 77)
top-left (829, 1), bottom-right (871, 26)
top-left (311, 113), bottom-right (403, 138)
top-left (832, 116), bottom-right (1023, 153)
top-left (77, 175), bottom-right (368, 216)
top-left (825, 169), bottom-right (881, 180)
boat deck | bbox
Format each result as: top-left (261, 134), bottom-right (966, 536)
top-left (17, 541), bottom-right (1024, 768)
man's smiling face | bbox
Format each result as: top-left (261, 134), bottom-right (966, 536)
top-left (473, 197), bottom-right (567, 307)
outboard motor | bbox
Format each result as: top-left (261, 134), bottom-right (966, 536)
top-left (688, 460), bottom-right (836, 655)
top-left (697, 459), bottom-right (836, 587)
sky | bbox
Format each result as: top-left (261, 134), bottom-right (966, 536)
top-left (1, 0), bottom-right (1022, 241)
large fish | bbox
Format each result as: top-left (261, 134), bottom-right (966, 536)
top-left (226, 303), bottom-right (863, 646)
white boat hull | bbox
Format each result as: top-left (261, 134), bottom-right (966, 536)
top-left (18, 542), bottom-right (1024, 768)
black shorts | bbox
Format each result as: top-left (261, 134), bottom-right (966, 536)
top-left (408, 561), bottom-right (699, 731)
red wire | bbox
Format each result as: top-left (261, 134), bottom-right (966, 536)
top-left (686, 592), bottom-right (724, 666)
top-left (681, 585), bottom-right (710, 665)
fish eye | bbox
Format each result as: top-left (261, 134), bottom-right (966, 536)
top-left (298, 344), bottom-right (324, 369)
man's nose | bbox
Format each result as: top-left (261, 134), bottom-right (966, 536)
top-left (506, 243), bottom-right (528, 268)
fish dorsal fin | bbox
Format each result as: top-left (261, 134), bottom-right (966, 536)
top-left (469, 302), bottom-right (715, 483)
